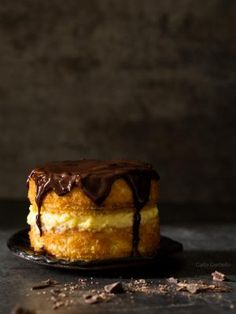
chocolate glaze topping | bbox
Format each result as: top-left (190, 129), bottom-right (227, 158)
top-left (28, 160), bottom-right (160, 256)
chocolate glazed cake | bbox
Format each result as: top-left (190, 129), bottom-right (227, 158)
top-left (27, 160), bottom-right (160, 261)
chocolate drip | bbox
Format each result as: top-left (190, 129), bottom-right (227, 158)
top-left (126, 173), bottom-right (152, 256)
top-left (28, 160), bottom-right (160, 255)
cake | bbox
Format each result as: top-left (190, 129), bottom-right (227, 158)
top-left (27, 160), bottom-right (160, 261)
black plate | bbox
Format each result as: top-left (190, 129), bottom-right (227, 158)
top-left (7, 228), bottom-right (183, 270)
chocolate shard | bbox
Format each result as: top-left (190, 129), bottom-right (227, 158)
top-left (11, 305), bottom-right (36, 314)
top-left (211, 271), bottom-right (227, 282)
top-left (31, 279), bottom-right (59, 290)
top-left (83, 294), bottom-right (104, 304)
top-left (104, 281), bottom-right (125, 294)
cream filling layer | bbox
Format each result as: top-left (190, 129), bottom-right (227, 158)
top-left (27, 205), bottom-right (158, 232)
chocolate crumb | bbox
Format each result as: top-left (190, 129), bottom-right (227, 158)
top-left (104, 282), bottom-right (125, 294)
top-left (83, 291), bottom-right (112, 304)
top-left (32, 279), bottom-right (59, 290)
top-left (211, 271), bottom-right (227, 282)
top-left (158, 284), bottom-right (170, 294)
top-left (167, 277), bottom-right (178, 284)
top-left (50, 288), bottom-right (62, 296)
top-left (127, 279), bottom-right (149, 293)
top-left (50, 296), bottom-right (57, 302)
top-left (176, 280), bottom-right (231, 294)
top-left (53, 301), bottom-right (64, 310)
top-left (29, 276), bottom-right (232, 309)
top-left (11, 305), bottom-right (36, 314)
top-left (185, 283), bottom-right (200, 294)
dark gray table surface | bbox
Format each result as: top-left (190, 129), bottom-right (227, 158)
top-left (1, 201), bottom-right (236, 314)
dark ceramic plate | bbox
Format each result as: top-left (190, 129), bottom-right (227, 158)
top-left (7, 228), bottom-right (183, 270)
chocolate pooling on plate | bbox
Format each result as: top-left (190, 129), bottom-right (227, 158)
top-left (28, 160), bottom-right (160, 256)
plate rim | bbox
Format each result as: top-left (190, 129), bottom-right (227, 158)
top-left (7, 228), bottom-right (183, 270)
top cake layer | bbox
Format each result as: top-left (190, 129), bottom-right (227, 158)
top-left (28, 159), bottom-right (160, 210)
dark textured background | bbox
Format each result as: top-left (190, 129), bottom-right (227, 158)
top-left (0, 0), bottom-right (235, 203)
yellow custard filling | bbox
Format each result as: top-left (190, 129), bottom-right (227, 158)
top-left (27, 205), bottom-right (158, 232)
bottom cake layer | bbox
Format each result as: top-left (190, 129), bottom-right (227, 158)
top-left (29, 217), bottom-right (160, 261)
